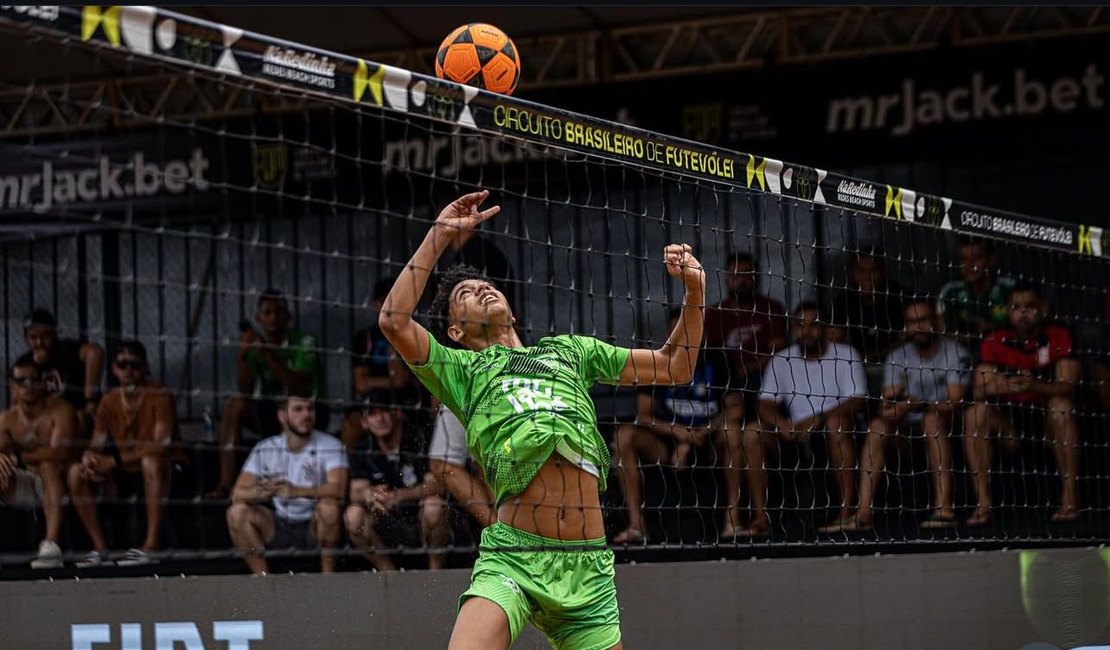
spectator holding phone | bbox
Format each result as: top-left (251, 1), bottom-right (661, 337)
top-left (210, 290), bottom-right (325, 499)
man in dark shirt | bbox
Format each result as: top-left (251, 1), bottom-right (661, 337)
top-left (342, 278), bottom-right (417, 451)
top-left (827, 248), bottom-right (906, 364)
top-left (343, 390), bottom-right (449, 570)
top-left (612, 309), bottom-right (743, 543)
top-left (964, 282), bottom-right (1079, 526)
top-left (18, 309), bottom-right (103, 434)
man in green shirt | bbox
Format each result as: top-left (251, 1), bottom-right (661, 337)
top-left (380, 190), bottom-right (705, 650)
top-left (211, 290), bottom-right (325, 497)
top-left (937, 237), bottom-right (1015, 346)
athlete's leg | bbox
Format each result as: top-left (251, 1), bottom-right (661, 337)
top-left (449, 596), bottom-right (512, 650)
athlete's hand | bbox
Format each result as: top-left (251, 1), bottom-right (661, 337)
top-left (432, 190), bottom-right (501, 247)
top-left (663, 244), bottom-right (705, 290)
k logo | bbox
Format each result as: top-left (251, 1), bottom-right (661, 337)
top-left (253, 145), bottom-right (288, 191)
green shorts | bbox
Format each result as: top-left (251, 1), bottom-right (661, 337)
top-left (459, 521), bottom-right (621, 650)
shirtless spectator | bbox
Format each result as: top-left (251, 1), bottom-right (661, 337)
top-left (18, 309), bottom-right (103, 434)
top-left (0, 359), bottom-right (77, 568)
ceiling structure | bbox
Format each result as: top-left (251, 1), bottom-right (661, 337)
top-left (1, 6), bottom-right (1108, 138)
top-left (177, 5), bottom-right (1110, 88)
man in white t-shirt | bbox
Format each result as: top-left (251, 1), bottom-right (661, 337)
top-left (742, 301), bottom-right (867, 536)
top-left (849, 299), bottom-right (970, 532)
top-left (226, 390), bottom-right (349, 575)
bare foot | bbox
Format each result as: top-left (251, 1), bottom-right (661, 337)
top-left (966, 508), bottom-right (992, 526)
top-left (611, 528), bottom-right (648, 544)
top-left (1051, 505), bottom-right (1079, 523)
top-left (840, 517), bottom-right (873, 532)
top-left (726, 513), bottom-right (770, 539)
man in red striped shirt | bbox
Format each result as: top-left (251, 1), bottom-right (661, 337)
top-left (964, 282), bottom-right (1079, 526)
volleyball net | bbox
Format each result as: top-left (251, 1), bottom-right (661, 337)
top-left (1, 6), bottom-right (1108, 569)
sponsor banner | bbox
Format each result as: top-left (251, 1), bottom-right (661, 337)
top-left (0, 115), bottom-right (345, 222)
top-left (0, 6), bottom-right (1101, 257)
top-left (0, 136), bottom-right (217, 217)
top-left (529, 37), bottom-right (1110, 166)
top-left (951, 203), bottom-right (1083, 251)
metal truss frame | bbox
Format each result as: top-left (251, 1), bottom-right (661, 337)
top-left (0, 73), bottom-right (324, 139)
top-left (2, 6), bottom-right (1107, 137)
top-left (365, 6), bottom-right (1110, 89)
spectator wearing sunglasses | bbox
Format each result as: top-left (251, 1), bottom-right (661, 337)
top-left (0, 358), bottom-right (77, 568)
top-left (67, 341), bottom-right (184, 567)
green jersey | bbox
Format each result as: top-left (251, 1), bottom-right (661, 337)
top-left (937, 276), bottom-right (1016, 338)
top-left (244, 328), bottom-right (323, 398)
top-left (408, 334), bottom-right (630, 506)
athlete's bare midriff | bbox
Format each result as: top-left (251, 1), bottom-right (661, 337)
top-left (496, 455), bottom-right (606, 541)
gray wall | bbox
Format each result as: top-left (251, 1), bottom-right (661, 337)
top-left (2, 547), bottom-right (1108, 650)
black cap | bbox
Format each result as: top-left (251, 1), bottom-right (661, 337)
top-left (23, 309), bottom-right (56, 330)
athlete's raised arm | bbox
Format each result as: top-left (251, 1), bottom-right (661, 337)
top-left (379, 190), bottom-right (501, 365)
top-left (620, 244), bottom-right (706, 386)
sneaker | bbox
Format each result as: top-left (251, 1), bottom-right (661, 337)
top-left (75, 550), bottom-right (108, 568)
top-left (29, 540), bottom-right (63, 569)
top-left (116, 548), bottom-right (158, 567)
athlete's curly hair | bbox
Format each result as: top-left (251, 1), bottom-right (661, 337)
top-left (429, 263), bottom-right (498, 345)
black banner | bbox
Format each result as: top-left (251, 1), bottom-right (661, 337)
top-left (531, 38), bottom-right (1110, 168)
top-left (1, 5), bottom-right (1104, 258)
